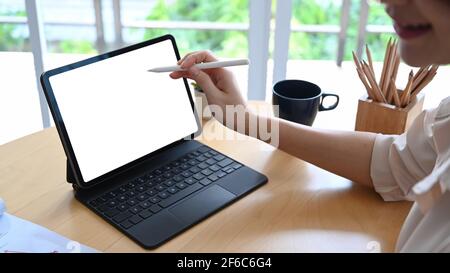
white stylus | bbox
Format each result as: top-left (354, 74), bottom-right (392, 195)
top-left (147, 59), bottom-right (249, 73)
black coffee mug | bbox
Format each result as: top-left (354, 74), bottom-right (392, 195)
top-left (272, 80), bottom-right (339, 126)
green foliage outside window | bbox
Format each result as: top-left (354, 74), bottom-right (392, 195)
top-left (0, 10), bottom-right (27, 51)
top-left (1, 0), bottom-right (395, 61)
top-left (144, 0), bottom-right (395, 61)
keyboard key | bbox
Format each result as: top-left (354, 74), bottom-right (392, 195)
top-left (139, 209), bottom-right (153, 219)
top-left (225, 168), bottom-right (235, 174)
top-left (145, 174), bottom-right (155, 180)
top-left (127, 198), bottom-right (138, 206)
top-left (199, 178), bottom-right (212, 186)
top-left (180, 164), bottom-right (190, 170)
top-left (136, 193), bottom-right (147, 201)
top-left (126, 190), bottom-right (137, 197)
top-left (167, 187), bottom-right (178, 194)
top-left (146, 189), bottom-right (157, 196)
top-left (105, 208), bottom-right (120, 218)
top-left (216, 171), bottom-right (227, 178)
top-left (159, 183), bottom-right (203, 208)
top-left (196, 155), bottom-right (207, 162)
top-left (155, 185), bottom-right (166, 192)
top-left (188, 159), bottom-right (198, 166)
top-left (117, 204), bottom-right (129, 212)
top-left (204, 152), bottom-right (213, 158)
top-left (173, 175), bottom-right (183, 182)
top-left (113, 211), bottom-right (133, 223)
top-left (189, 166), bottom-right (201, 174)
top-left (153, 169), bottom-right (163, 176)
top-left (213, 154), bottom-right (225, 161)
top-left (197, 146), bottom-right (210, 153)
top-left (205, 158), bottom-right (217, 165)
top-left (158, 192), bottom-right (169, 199)
top-left (163, 172), bottom-right (173, 179)
top-left (176, 182), bottom-right (187, 189)
top-left (154, 177), bottom-right (164, 183)
top-left (193, 173), bottom-right (205, 180)
top-left (184, 178), bottom-right (196, 185)
top-left (129, 215), bottom-right (143, 225)
top-left (126, 182), bottom-right (136, 189)
top-left (149, 197), bottom-right (161, 204)
top-left (191, 151), bottom-right (200, 157)
top-left (149, 204), bottom-right (162, 214)
top-left (172, 167), bottom-right (183, 174)
top-left (120, 220), bottom-right (133, 229)
top-left (163, 165), bottom-right (172, 171)
top-left (208, 174), bottom-right (219, 182)
top-left (218, 158), bottom-right (233, 168)
top-left (164, 180), bottom-right (175, 187)
top-left (209, 165), bottom-right (221, 172)
top-left (201, 169), bottom-right (213, 176)
top-left (116, 195), bottom-right (127, 203)
top-left (181, 171), bottom-right (191, 178)
top-left (129, 206), bottom-right (142, 214)
top-left (107, 200), bottom-right (118, 207)
top-left (140, 201), bottom-right (151, 209)
top-left (222, 166), bottom-right (232, 172)
top-left (136, 185), bottom-right (147, 192)
top-left (233, 163), bottom-right (243, 170)
top-left (146, 180), bottom-right (156, 188)
top-left (198, 162), bottom-right (209, 169)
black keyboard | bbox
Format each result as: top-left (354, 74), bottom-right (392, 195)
top-left (87, 146), bottom-right (242, 229)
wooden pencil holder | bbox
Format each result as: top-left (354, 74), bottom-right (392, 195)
top-left (355, 92), bottom-right (424, 135)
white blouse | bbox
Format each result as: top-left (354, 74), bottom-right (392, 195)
top-left (371, 96), bottom-right (450, 252)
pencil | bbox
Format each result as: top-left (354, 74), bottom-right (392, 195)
top-left (391, 78), bottom-right (402, 108)
top-left (411, 67), bottom-right (438, 97)
top-left (382, 41), bottom-right (396, 96)
top-left (379, 38), bottom-right (392, 96)
top-left (365, 44), bottom-right (375, 78)
top-left (356, 68), bottom-right (375, 100)
top-left (401, 70), bottom-right (414, 107)
top-left (362, 61), bottom-right (386, 103)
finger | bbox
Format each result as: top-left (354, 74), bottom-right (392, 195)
top-left (169, 71), bottom-right (188, 79)
top-left (180, 50), bottom-right (218, 69)
top-left (187, 66), bottom-right (221, 95)
top-left (170, 67), bottom-right (222, 96)
top-left (177, 51), bottom-right (197, 65)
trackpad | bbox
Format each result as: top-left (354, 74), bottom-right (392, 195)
top-left (169, 185), bottom-right (236, 224)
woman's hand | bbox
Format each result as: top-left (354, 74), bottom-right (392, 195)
top-left (169, 50), bottom-right (248, 124)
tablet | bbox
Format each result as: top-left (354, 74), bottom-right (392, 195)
top-left (41, 35), bottom-right (201, 188)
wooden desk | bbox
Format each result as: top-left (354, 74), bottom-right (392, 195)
top-left (0, 107), bottom-right (411, 252)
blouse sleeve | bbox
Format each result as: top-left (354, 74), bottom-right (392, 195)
top-left (370, 108), bottom-right (438, 201)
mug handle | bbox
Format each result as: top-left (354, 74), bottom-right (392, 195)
top-left (319, 93), bottom-right (339, 111)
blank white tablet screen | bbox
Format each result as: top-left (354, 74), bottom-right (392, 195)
top-left (49, 39), bottom-right (199, 182)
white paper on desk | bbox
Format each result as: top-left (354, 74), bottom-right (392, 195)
top-left (0, 213), bottom-right (98, 253)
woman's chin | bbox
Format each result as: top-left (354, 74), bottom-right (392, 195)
top-left (399, 46), bottom-right (434, 67)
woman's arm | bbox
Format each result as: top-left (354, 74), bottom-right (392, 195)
top-left (251, 115), bottom-right (377, 187)
top-left (170, 51), bottom-right (377, 188)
